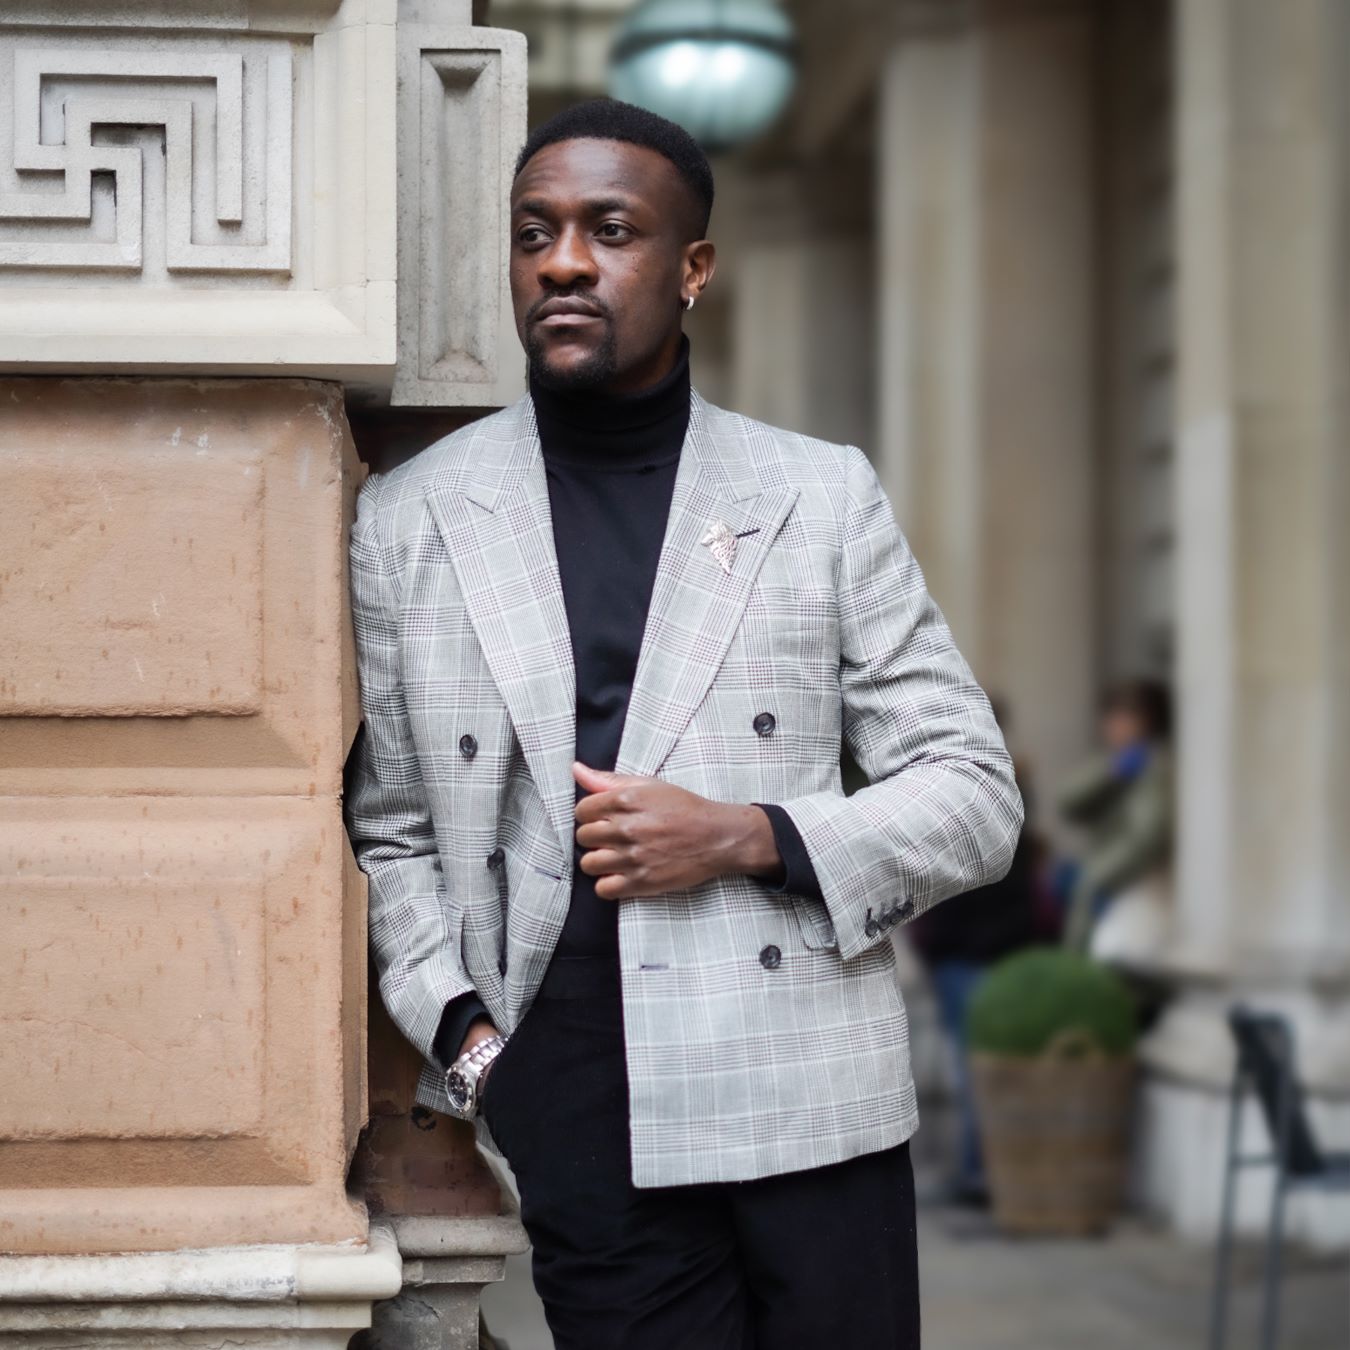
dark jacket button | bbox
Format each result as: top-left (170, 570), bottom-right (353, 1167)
top-left (896, 899), bottom-right (915, 920)
top-left (753, 712), bottom-right (776, 737)
top-left (865, 916), bottom-right (881, 938)
top-left (486, 847), bottom-right (505, 869)
top-left (759, 944), bottom-right (781, 970)
top-left (459, 733), bottom-right (478, 759)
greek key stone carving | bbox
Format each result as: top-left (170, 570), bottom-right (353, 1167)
top-left (0, 44), bottom-right (292, 273)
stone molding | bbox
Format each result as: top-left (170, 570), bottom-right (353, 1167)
top-left (351, 1211), bottom-right (530, 1350)
top-left (0, 2), bottom-right (398, 381)
top-left (0, 46), bottom-right (292, 275)
top-left (0, 2), bottom-right (527, 403)
top-left (0, 1224), bottom-right (401, 1304)
top-left (0, 1224), bottom-right (402, 1346)
top-left (391, 24), bottom-right (527, 408)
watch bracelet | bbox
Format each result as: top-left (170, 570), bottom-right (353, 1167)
top-left (459, 1033), bottom-right (506, 1072)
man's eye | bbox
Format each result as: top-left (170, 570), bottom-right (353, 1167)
top-left (517, 226), bottom-right (549, 245)
top-left (597, 222), bottom-right (631, 240)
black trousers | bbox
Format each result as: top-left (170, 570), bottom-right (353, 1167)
top-left (480, 956), bottom-right (921, 1350)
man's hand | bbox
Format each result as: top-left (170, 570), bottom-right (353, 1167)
top-left (573, 761), bottom-right (783, 900)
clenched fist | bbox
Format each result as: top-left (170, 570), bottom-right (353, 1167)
top-left (573, 761), bottom-right (784, 900)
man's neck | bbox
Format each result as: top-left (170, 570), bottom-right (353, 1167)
top-left (531, 338), bottom-right (691, 463)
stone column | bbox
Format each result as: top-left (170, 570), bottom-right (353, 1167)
top-left (0, 1), bottom-right (528, 1342)
top-left (701, 159), bottom-right (874, 454)
top-left (1135, 0), bottom-right (1350, 1247)
top-left (875, 0), bottom-right (1099, 820)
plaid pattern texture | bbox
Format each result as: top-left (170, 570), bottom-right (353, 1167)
top-left (345, 391), bottom-right (1023, 1187)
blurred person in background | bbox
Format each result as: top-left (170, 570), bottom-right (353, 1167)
top-left (346, 98), bottom-right (1023, 1350)
top-left (1056, 678), bottom-right (1173, 960)
top-left (908, 699), bottom-right (1043, 1205)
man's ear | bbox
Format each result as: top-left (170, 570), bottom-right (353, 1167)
top-left (683, 240), bottom-right (716, 304)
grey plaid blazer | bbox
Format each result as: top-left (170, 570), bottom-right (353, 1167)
top-left (345, 391), bottom-right (1023, 1188)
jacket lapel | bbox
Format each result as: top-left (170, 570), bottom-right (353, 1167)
top-left (617, 394), bottom-right (799, 778)
top-left (423, 400), bottom-right (578, 859)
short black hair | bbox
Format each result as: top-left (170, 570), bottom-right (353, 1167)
top-left (514, 99), bottom-right (714, 238)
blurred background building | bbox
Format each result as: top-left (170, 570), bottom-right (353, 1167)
top-left (488, 0), bottom-right (1350, 1251)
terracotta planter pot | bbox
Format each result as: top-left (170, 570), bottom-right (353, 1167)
top-left (969, 1031), bottom-right (1135, 1236)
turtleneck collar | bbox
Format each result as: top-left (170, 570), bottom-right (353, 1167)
top-left (530, 337), bottom-right (691, 470)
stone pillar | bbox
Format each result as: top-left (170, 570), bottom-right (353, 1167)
top-left (706, 159), bottom-right (874, 455)
top-left (875, 0), bottom-right (1099, 818)
top-left (1135, 0), bottom-right (1350, 1247)
top-left (0, 1), bottom-right (527, 1341)
top-left (0, 378), bottom-right (366, 1257)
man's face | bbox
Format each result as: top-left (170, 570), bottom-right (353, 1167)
top-left (509, 138), bottom-right (713, 395)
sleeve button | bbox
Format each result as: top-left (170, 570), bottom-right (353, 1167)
top-left (459, 733), bottom-right (479, 759)
top-left (758, 944), bottom-right (782, 970)
top-left (752, 712), bottom-right (776, 737)
top-left (486, 847), bottom-right (505, 869)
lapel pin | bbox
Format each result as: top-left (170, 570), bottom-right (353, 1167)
top-left (701, 519), bottom-right (737, 575)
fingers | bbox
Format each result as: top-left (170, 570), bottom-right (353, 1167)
top-left (578, 844), bottom-right (664, 899)
top-left (578, 847), bottom-right (627, 877)
top-left (574, 779), bottom-right (647, 825)
top-left (594, 872), bottom-right (631, 900)
top-left (575, 791), bottom-right (616, 825)
top-left (573, 761), bottom-right (639, 795)
top-left (576, 818), bottom-right (629, 849)
top-left (593, 870), bottom-right (661, 901)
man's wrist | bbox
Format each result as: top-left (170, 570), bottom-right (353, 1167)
top-left (458, 1015), bottom-right (500, 1061)
top-left (712, 802), bottom-right (784, 882)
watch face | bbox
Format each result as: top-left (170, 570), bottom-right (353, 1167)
top-left (446, 1069), bottom-right (472, 1112)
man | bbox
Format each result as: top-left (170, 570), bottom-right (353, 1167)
top-left (345, 99), bottom-right (1022, 1349)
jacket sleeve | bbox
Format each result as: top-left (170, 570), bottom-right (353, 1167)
top-left (343, 474), bottom-right (479, 1061)
top-left (777, 447), bottom-right (1024, 961)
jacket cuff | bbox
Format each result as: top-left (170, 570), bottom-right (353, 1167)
top-left (774, 791), bottom-right (914, 960)
top-left (753, 803), bottom-right (824, 901)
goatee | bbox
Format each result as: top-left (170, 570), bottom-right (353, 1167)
top-left (525, 327), bottom-right (619, 392)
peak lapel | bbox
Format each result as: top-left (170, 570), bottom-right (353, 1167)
top-left (617, 395), bottom-right (799, 779)
top-left (423, 403), bottom-right (577, 859)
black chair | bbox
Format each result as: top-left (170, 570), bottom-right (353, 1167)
top-left (1209, 1005), bottom-right (1350, 1350)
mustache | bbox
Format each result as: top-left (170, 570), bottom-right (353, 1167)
top-left (526, 289), bottom-right (611, 323)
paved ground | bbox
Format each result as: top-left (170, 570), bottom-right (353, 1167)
top-left (481, 1200), bottom-right (1349, 1349)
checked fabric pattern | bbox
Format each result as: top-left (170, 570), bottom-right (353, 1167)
top-left (344, 392), bottom-right (1024, 1187)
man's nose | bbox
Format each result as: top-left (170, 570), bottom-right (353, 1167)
top-left (537, 225), bottom-right (598, 289)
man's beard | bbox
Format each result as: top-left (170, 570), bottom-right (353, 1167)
top-left (525, 322), bottom-right (619, 392)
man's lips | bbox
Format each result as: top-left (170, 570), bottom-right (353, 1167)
top-left (530, 296), bottom-right (605, 327)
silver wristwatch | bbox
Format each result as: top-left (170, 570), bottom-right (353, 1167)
top-left (444, 1034), bottom-right (507, 1119)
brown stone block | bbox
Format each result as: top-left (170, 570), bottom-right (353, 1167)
top-left (0, 794), bottom-right (363, 1251)
top-left (0, 435), bottom-right (263, 716)
top-left (0, 1185), bottom-right (366, 1256)
top-left (0, 378), bottom-right (374, 1253)
top-left (354, 1109), bottom-right (502, 1221)
top-left (0, 378), bottom-right (360, 798)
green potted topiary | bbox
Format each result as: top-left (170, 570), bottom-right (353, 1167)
top-left (967, 947), bottom-right (1138, 1235)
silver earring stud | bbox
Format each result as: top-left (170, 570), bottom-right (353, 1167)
top-left (684, 295), bottom-right (695, 311)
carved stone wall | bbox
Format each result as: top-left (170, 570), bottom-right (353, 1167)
top-left (0, 3), bottom-right (525, 406)
top-left (0, 43), bottom-right (293, 275)
top-left (0, 4), bottom-right (530, 1338)
top-left (393, 23), bottom-right (527, 407)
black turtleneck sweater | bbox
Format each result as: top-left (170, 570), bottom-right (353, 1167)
top-left (433, 343), bottom-right (819, 1069)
